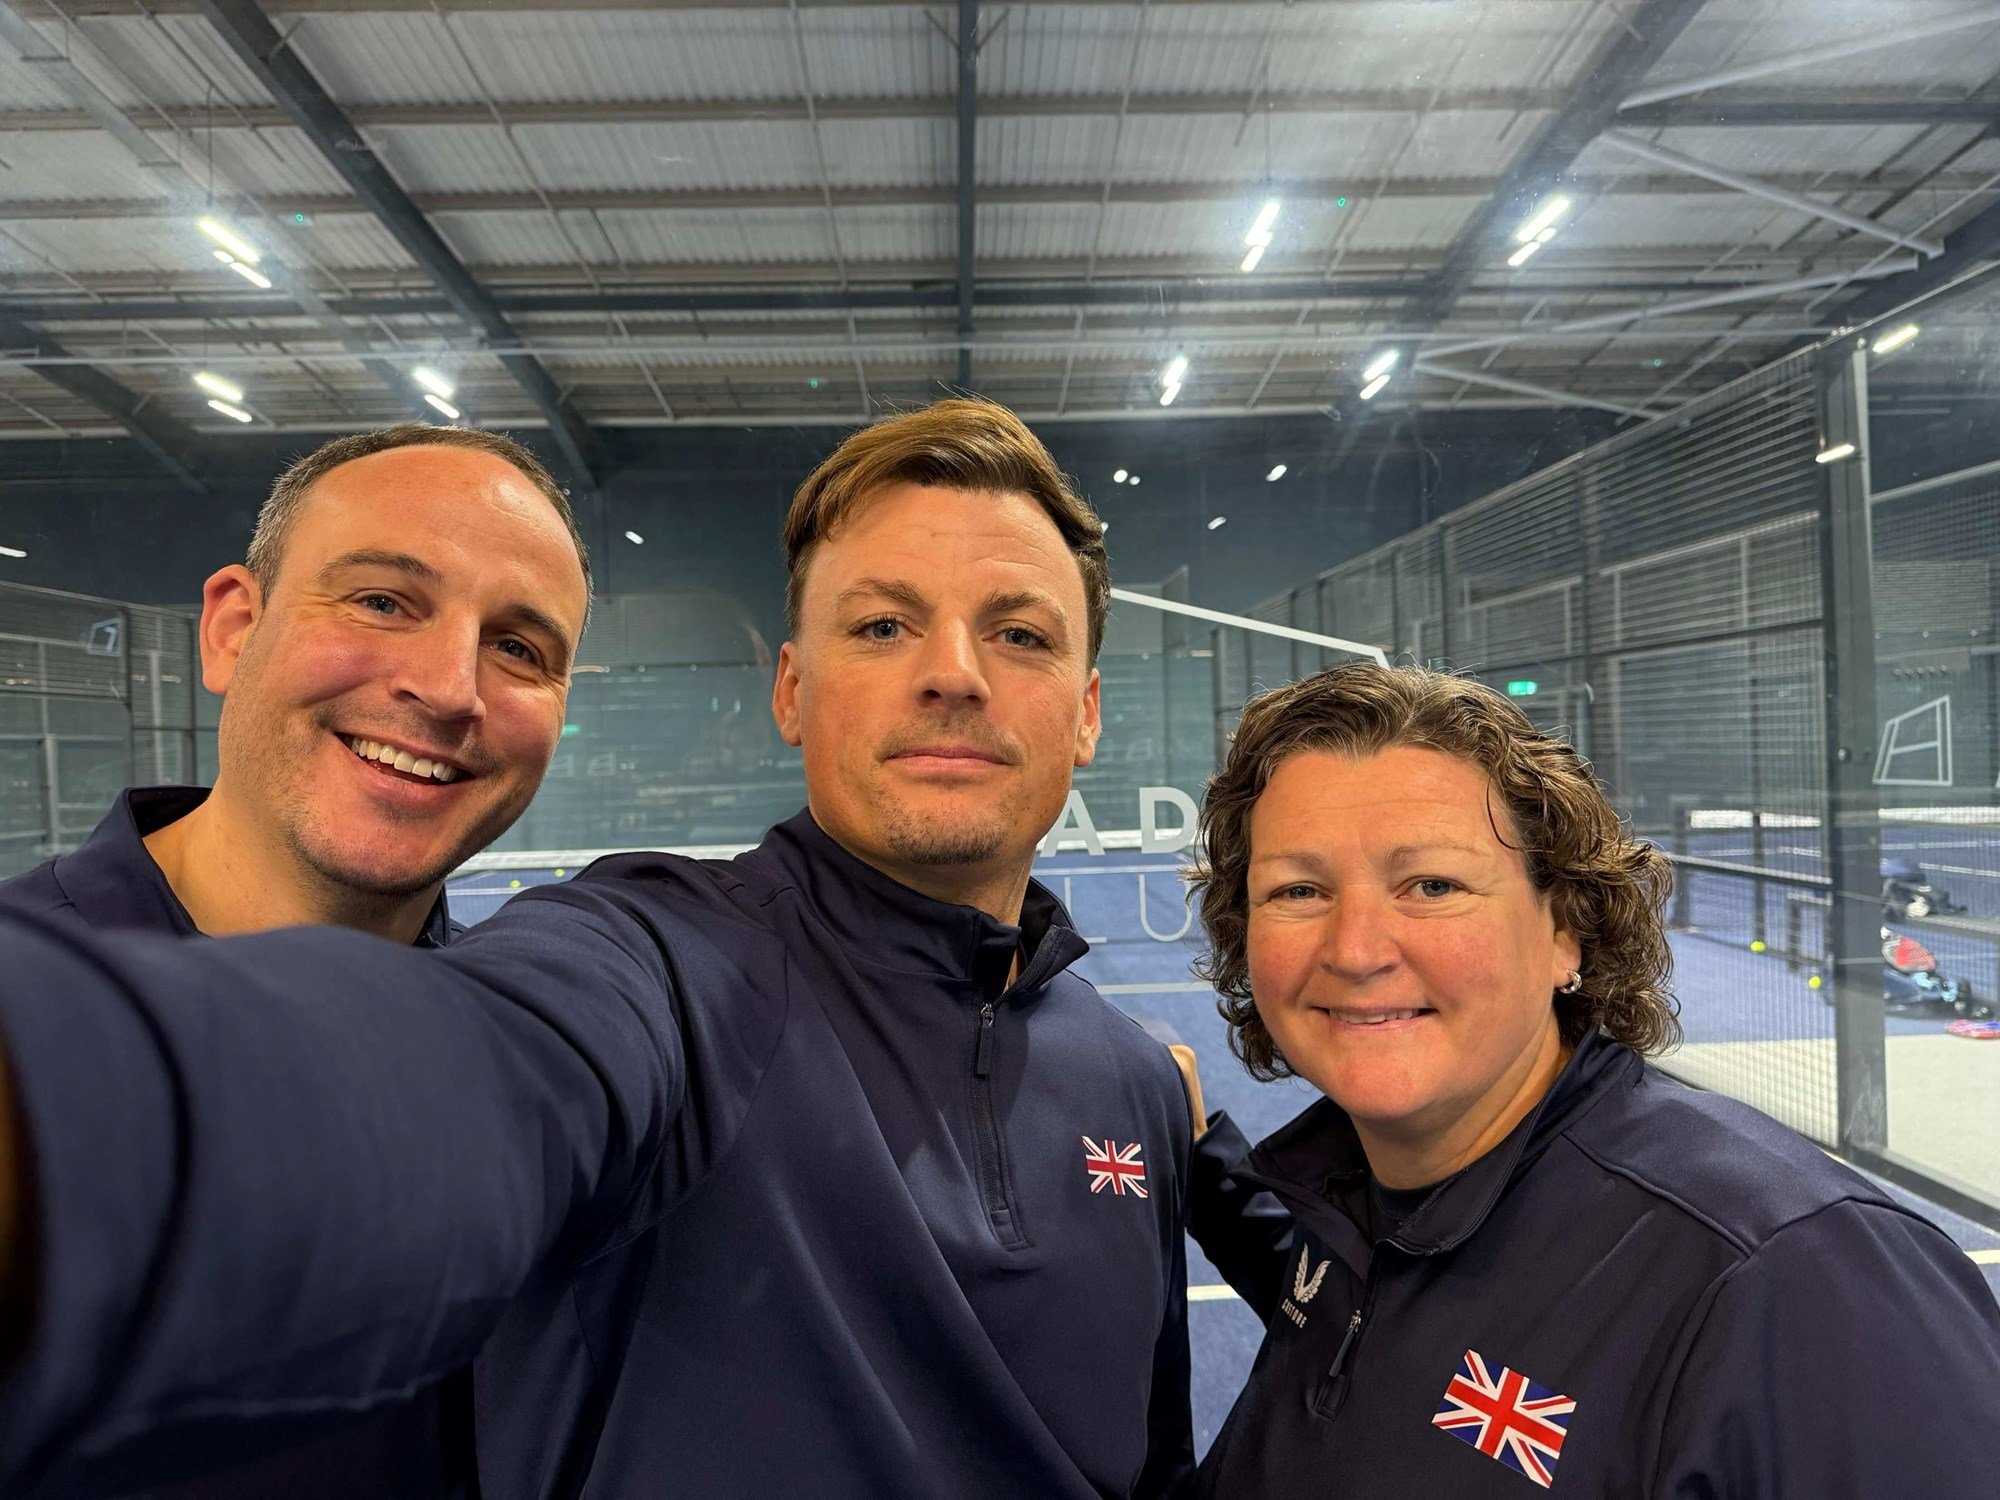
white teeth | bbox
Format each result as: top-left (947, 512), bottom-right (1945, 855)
top-left (344, 735), bottom-right (461, 783)
top-left (1339, 1009), bottom-right (1423, 1026)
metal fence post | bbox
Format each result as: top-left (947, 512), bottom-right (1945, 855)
top-left (1817, 337), bottom-right (1888, 1158)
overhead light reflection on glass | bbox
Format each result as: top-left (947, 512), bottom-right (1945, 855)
top-left (423, 393), bottom-right (462, 420)
top-left (1266, 464), bottom-right (1287, 481)
top-left (1359, 374), bottom-right (1391, 401)
top-left (193, 371), bottom-right (243, 403)
top-left (1506, 240), bottom-right (1542, 268)
top-left (1363, 350), bottom-right (1398, 382)
top-left (1113, 468), bottom-right (1128, 483)
top-left (412, 366), bottom-right (455, 400)
top-left (1239, 243), bottom-right (1267, 273)
top-left (0, 544), bottom-right (25, 559)
top-left (207, 399), bottom-right (254, 424)
top-left (1514, 195), bottom-right (1571, 243)
top-left (625, 530), bottom-right (645, 545)
top-left (227, 261), bottom-right (273, 289)
top-left (197, 216), bottom-right (260, 264)
top-left (1872, 324), bottom-right (1920, 355)
top-left (1207, 516), bottom-right (1227, 531)
top-left (1814, 442), bottom-right (1857, 464)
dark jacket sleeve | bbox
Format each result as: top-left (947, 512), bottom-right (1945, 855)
top-left (1184, 1111), bottom-right (1297, 1324)
top-left (0, 878), bottom-right (684, 1492)
top-left (1654, 1199), bottom-right (2000, 1498)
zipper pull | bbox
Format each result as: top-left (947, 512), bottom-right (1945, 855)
top-left (1327, 1310), bottom-right (1362, 1381)
top-left (974, 1002), bottom-right (996, 1077)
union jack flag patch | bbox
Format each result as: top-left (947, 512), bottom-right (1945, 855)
top-left (1081, 1137), bottom-right (1148, 1197)
top-left (1431, 1348), bottom-right (1574, 1490)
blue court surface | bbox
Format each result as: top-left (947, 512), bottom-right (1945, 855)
top-left (448, 834), bottom-right (2000, 1458)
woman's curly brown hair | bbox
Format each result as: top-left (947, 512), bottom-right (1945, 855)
top-left (1189, 662), bottom-right (1678, 1081)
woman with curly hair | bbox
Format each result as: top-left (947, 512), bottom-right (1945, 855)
top-left (1183, 663), bottom-right (1997, 1498)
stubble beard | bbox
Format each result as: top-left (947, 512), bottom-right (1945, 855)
top-left (871, 785), bottom-right (1022, 869)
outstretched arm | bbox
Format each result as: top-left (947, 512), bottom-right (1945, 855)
top-left (0, 880), bottom-right (683, 1491)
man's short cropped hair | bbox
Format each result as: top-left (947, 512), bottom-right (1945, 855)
top-left (246, 424), bottom-right (593, 604)
top-left (780, 398), bottom-right (1110, 664)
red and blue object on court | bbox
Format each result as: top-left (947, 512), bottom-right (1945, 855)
top-left (1946, 1019), bottom-right (2000, 1040)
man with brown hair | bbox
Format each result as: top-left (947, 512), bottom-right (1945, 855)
top-left (0, 400), bottom-right (1195, 1499)
top-left (0, 422), bottom-right (592, 1499)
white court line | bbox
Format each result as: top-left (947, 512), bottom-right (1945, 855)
top-left (1971, 1248), bottom-right (2000, 1266)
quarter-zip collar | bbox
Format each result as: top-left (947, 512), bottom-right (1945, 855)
top-left (46, 785), bottom-right (457, 948)
top-left (1237, 1029), bottom-right (1639, 1265)
top-left (752, 808), bottom-right (1090, 1003)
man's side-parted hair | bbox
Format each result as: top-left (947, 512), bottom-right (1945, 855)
top-left (1190, 662), bottom-right (1678, 1081)
top-left (781, 398), bottom-right (1111, 663)
top-left (245, 424), bottom-right (593, 605)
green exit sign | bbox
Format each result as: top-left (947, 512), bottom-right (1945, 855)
top-left (561, 723), bottom-right (581, 737)
top-left (1506, 680), bottom-right (1538, 697)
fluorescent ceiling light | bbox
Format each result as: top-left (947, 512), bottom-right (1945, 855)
top-left (193, 371), bottom-right (243, 403)
top-left (1127, 476), bottom-right (1140, 486)
top-left (1240, 243), bottom-right (1267, 273)
top-left (1207, 516), bottom-right (1227, 531)
top-left (624, 530), bottom-right (645, 545)
top-left (1362, 350), bottom-right (1398, 382)
top-left (1246, 198), bottom-right (1281, 244)
top-left (1814, 442), bottom-right (1857, 464)
top-left (1159, 383), bottom-right (1181, 407)
top-left (1113, 468), bottom-right (1128, 483)
top-left (411, 366), bottom-right (455, 399)
top-left (206, 398), bottom-right (254, 424)
top-left (1506, 241), bottom-right (1542, 269)
top-left (227, 261), bottom-right (273, 289)
top-left (1872, 323), bottom-right (1920, 355)
top-left (1514, 195), bottom-right (1571, 244)
top-left (423, 392), bottom-right (462, 421)
top-left (0, 544), bottom-right (25, 559)
top-left (1359, 374), bottom-right (1391, 401)
top-left (1266, 464), bottom-right (1287, 481)
top-left (1163, 354), bottom-right (1189, 387)
top-left (212, 249), bottom-right (235, 264)
top-left (197, 216), bottom-right (259, 264)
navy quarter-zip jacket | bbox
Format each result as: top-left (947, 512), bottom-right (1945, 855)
top-left (0, 787), bottom-right (473, 1500)
top-left (0, 809), bottom-right (1193, 1499)
top-left (1188, 1031), bottom-right (2000, 1498)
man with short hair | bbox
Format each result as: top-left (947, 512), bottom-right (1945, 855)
top-left (0, 399), bottom-right (1194, 1500)
top-left (0, 423), bottom-right (593, 1498)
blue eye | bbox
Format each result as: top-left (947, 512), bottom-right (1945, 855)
top-left (860, 618), bottom-right (901, 641)
top-left (495, 638), bottom-right (535, 662)
top-left (358, 594), bottom-right (400, 615)
top-left (1413, 879), bottom-right (1458, 899)
top-left (1000, 626), bottom-right (1049, 649)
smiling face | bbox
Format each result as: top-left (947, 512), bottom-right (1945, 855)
top-left (204, 444), bottom-right (588, 898)
top-left (1246, 745), bottom-right (1581, 1182)
top-left (772, 481), bottom-right (1100, 903)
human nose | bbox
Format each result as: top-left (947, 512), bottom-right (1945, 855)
top-left (390, 613), bottom-right (486, 723)
top-left (911, 619), bottom-right (990, 710)
top-left (1315, 887), bottom-right (1400, 982)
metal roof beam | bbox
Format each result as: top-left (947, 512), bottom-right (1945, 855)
top-left (1619, 7), bottom-right (2000, 112)
top-left (1414, 0), bottom-right (1713, 326)
top-left (1598, 131), bottom-right (1947, 257)
top-left (0, 87), bottom-right (1571, 133)
top-left (17, 166), bottom-right (1995, 223)
top-left (1619, 96), bottom-right (2000, 127)
top-left (0, 310), bottom-right (208, 491)
top-left (1836, 196), bottom-right (2000, 323)
top-left (955, 0), bottom-right (978, 390)
top-left (193, 0), bottom-right (597, 486)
